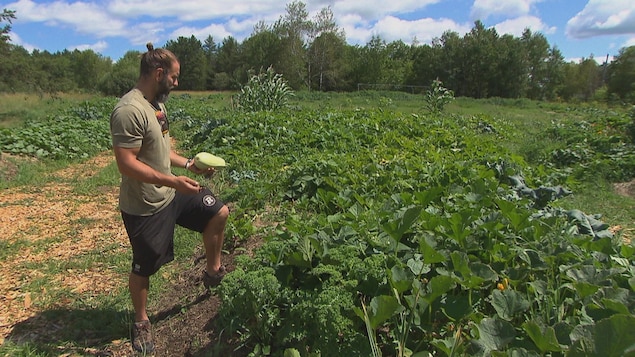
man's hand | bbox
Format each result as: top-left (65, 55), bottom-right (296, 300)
top-left (188, 164), bottom-right (216, 177)
top-left (173, 151), bottom-right (217, 177)
top-left (173, 175), bottom-right (202, 194)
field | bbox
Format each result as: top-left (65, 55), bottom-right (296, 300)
top-left (0, 91), bottom-right (634, 356)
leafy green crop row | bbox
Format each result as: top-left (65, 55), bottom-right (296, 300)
top-left (540, 106), bottom-right (635, 183)
top-left (0, 99), bottom-right (115, 159)
top-left (168, 97), bottom-right (635, 356)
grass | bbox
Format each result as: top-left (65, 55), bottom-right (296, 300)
top-left (0, 153), bottom-right (136, 356)
top-left (69, 160), bottom-right (120, 196)
top-left (558, 179), bottom-right (635, 231)
top-left (0, 157), bottom-right (69, 189)
top-left (0, 92), bottom-right (98, 129)
top-left (444, 96), bottom-right (635, 231)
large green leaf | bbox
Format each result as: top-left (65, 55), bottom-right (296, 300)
top-left (418, 237), bottom-right (447, 264)
top-left (568, 323), bottom-right (595, 357)
top-left (441, 294), bottom-right (473, 321)
top-left (451, 252), bottom-right (498, 288)
top-left (422, 275), bottom-right (456, 304)
top-left (595, 314), bottom-right (635, 356)
top-left (491, 289), bottom-right (530, 320)
top-left (517, 249), bottom-right (548, 270)
top-left (566, 209), bottom-right (613, 240)
top-left (389, 265), bottom-right (413, 294)
top-left (407, 255), bottom-right (431, 276)
top-left (474, 317), bottom-right (516, 352)
top-left (523, 320), bottom-right (562, 353)
top-left (382, 206), bottom-right (422, 243)
top-left (495, 198), bottom-right (532, 231)
top-left (367, 295), bottom-right (404, 329)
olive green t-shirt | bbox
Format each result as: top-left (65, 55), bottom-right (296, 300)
top-left (110, 88), bottom-right (176, 216)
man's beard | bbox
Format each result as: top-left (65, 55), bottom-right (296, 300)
top-left (156, 76), bottom-right (172, 103)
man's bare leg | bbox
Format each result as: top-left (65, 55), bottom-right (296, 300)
top-left (203, 205), bottom-right (229, 275)
top-left (129, 272), bottom-right (150, 322)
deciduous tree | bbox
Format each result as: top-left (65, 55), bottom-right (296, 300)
top-left (607, 46), bottom-right (635, 103)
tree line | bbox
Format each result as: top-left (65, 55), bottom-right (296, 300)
top-left (1, 3), bottom-right (634, 103)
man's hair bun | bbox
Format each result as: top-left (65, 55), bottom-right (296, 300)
top-left (146, 42), bottom-right (154, 51)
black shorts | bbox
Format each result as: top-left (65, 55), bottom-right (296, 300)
top-left (121, 187), bottom-right (225, 277)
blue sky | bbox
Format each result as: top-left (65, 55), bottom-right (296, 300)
top-left (2, 0), bottom-right (635, 64)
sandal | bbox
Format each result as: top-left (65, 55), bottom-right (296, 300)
top-left (203, 265), bottom-right (226, 288)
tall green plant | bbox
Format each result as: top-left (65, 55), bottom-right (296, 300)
top-left (424, 79), bottom-right (454, 114)
top-left (234, 66), bottom-right (294, 112)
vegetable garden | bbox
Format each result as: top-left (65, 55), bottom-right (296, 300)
top-left (1, 91), bottom-right (634, 356)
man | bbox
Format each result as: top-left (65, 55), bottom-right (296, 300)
top-left (110, 43), bottom-right (229, 354)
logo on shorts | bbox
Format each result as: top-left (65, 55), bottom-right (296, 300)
top-left (203, 195), bottom-right (216, 207)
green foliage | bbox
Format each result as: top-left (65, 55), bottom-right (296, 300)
top-left (1, 8), bottom-right (16, 47)
top-left (165, 35), bottom-right (208, 90)
top-left (170, 94), bottom-right (635, 356)
top-left (234, 67), bottom-right (294, 112)
top-left (4, 95), bottom-right (632, 356)
top-left (0, 98), bottom-right (114, 159)
top-left (423, 79), bottom-right (455, 114)
top-left (217, 267), bottom-right (283, 345)
top-left (97, 50), bottom-right (139, 96)
top-left (542, 106), bottom-right (635, 182)
top-left (608, 46), bottom-right (635, 103)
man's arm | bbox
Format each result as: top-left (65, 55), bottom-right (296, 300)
top-left (170, 150), bottom-right (216, 176)
top-left (113, 146), bottom-right (201, 193)
top-left (170, 150), bottom-right (190, 170)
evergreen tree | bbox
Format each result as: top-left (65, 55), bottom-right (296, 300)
top-left (165, 36), bottom-right (207, 90)
top-left (215, 36), bottom-right (242, 90)
top-left (203, 35), bottom-right (218, 90)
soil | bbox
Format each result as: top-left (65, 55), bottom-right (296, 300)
top-left (0, 152), bottom-right (262, 356)
top-left (614, 180), bottom-right (635, 199)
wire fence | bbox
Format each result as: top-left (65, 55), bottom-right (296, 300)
top-left (357, 83), bottom-right (430, 94)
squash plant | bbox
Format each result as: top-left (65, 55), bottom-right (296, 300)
top-left (173, 99), bottom-right (635, 356)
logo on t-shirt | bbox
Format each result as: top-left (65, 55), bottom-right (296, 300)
top-left (156, 110), bottom-right (169, 135)
top-left (203, 195), bottom-right (216, 207)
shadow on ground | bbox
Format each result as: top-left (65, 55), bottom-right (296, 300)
top-left (6, 307), bottom-right (129, 356)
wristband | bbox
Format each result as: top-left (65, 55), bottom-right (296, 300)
top-left (185, 158), bottom-right (193, 169)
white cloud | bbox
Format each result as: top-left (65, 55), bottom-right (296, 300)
top-left (126, 22), bottom-right (167, 46)
top-left (368, 16), bottom-right (470, 45)
top-left (5, 0), bottom-right (632, 62)
top-left (8, 32), bottom-right (37, 52)
top-left (331, 0), bottom-right (440, 21)
top-left (7, 0), bottom-right (128, 37)
top-left (167, 16), bottom-right (267, 45)
top-left (107, 0), bottom-right (283, 21)
top-left (494, 15), bottom-right (556, 37)
top-left (170, 23), bottom-right (233, 43)
top-left (621, 36), bottom-right (635, 50)
top-left (71, 40), bottom-right (108, 54)
top-left (225, 17), bottom-right (261, 35)
top-left (5, 0), bottom-right (461, 50)
top-left (470, 0), bottom-right (542, 21)
top-left (566, 0), bottom-right (635, 38)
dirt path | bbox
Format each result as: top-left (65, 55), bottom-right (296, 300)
top-left (0, 152), bottom-right (126, 343)
top-left (0, 152), bottom-right (253, 356)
